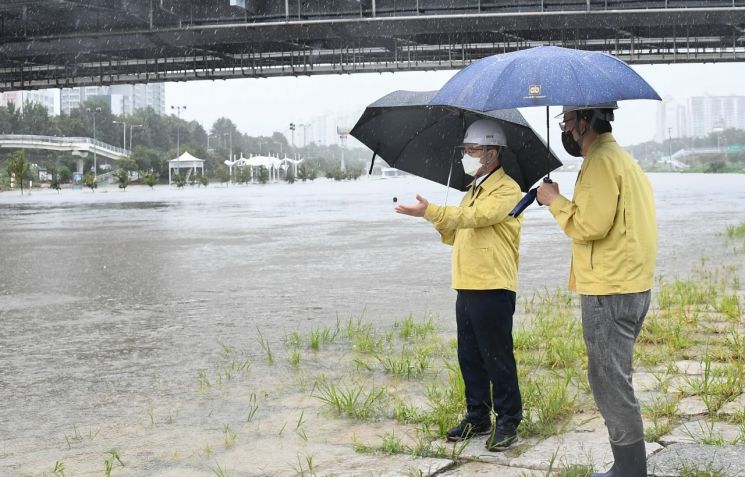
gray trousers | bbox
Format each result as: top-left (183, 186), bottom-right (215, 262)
top-left (581, 291), bottom-right (651, 446)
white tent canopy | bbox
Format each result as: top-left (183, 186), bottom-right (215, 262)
top-left (169, 151), bottom-right (205, 184)
top-left (224, 154), bottom-right (302, 182)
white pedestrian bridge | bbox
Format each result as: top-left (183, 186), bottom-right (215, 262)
top-left (0, 134), bottom-right (129, 161)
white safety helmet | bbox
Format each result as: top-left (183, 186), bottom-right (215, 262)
top-left (462, 119), bottom-right (508, 147)
top-left (556, 102), bottom-right (618, 122)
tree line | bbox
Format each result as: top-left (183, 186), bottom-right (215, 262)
top-left (628, 127), bottom-right (745, 173)
top-left (0, 98), bottom-right (368, 188)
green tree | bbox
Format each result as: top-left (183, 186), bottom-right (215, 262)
top-left (215, 164), bottom-right (230, 185)
top-left (236, 167), bottom-right (251, 184)
top-left (82, 173), bottom-right (97, 191)
top-left (117, 157), bottom-right (138, 172)
top-left (142, 173), bottom-right (158, 189)
top-left (199, 174), bottom-right (209, 187)
top-left (57, 165), bottom-right (72, 183)
top-left (18, 101), bottom-right (53, 135)
top-left (285, 166), bottom-right (295, 184)
top-left (0, 103), bottom-right (21, 133)
top-left (257, 166), bottom-right (269, 184)
top-left (173, 173), bottom-right (186, 188)
top-left (114, 169), bottom-right (130, 190)
top-left (6, 150), bottom-right (31, 194)
top-left (706, 161), bottom-right (727, 173)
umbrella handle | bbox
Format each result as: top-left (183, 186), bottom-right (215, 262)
top-left (368, 149), bottom-right (378, 175)
top-left (545, 106), bottom-right (551, 180)
top-left (535, 176), bottom-right (553, 206)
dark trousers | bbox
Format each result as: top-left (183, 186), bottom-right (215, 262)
top-left (455, 289), bottom-right (522, 428)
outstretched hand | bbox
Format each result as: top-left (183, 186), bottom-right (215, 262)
top-left (395, 194), bottom-right (429, 217)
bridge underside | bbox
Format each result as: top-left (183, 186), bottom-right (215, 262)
top-left (1, 1), bottom-right (745, 91)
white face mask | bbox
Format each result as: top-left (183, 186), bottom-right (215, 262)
top-left (461, 153), bottom-right (483, 177)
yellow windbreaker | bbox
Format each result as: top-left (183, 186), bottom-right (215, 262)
top-left (548, 133), bottom-right (657, 295)
top-left (424, 167), bottom-right (522, 291)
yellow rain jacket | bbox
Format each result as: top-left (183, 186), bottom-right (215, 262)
top-left (424, 168), bottom-right (522, 291)
top-left (548, 133), bottom-right (657, 295)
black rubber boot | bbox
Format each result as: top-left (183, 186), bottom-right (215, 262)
top-left (590, 440), bottom-right (647, 477)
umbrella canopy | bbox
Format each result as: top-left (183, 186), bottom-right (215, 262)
top-left (431, 45), bottom-right (661, 111)
top-left (350, 90), bottom-right (562, 192)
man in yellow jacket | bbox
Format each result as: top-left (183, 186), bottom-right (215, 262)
top-left (396, 119), bottom-right (523, 451)
top-left (538, 104), bottom-right (656, 477)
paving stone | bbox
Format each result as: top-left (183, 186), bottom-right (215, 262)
top-left (676, 396), bottom-right (710, 416)
top-left (720, 393), bottom-right (745, 416)
top-left (659, 420), bottom-right (743, 445)
top-left (648, 443), bottom-right (745, 477)
top-left (675, 360), bottom-right (705, 375)
top-left (667, 375), bottom-right (695, 394)
top-left (674, 359), bottom-right (728, 375)
top-left (563, 414), bottom-right (605, 433)
top-left (700, 320), bottom-right (735, 333)
top-left (439, 461), bottom-right (542, 476)
top-left (150, 468), bottom-right (214, 477)
top-left (219, 442), bottom-right (453, 477)
top-left (634, 372), bottom-right (663, 392)
top-left (454, 436), bottom-right (512, 466)
top-left (637, 390), bottom-right (664, 407)
top-left (508, 427), bottom-right (661, 471)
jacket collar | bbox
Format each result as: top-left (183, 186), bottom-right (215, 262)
top-left (468, 167), bottom-right (506, 204)
top-left (586, 132), bottom-right (616, 157)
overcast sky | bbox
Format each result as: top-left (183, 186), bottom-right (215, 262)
top-left (166, 62), bottom-right (745, 154)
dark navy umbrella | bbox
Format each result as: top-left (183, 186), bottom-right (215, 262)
top-left (430, 45), bottom-right (661, 111)
top-left (350, 90), bottom-right (561, 193)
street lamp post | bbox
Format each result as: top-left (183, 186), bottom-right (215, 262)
top-left (667, 127), bottom-right (673, 170)
top-left (129, 124), bottom-right (143, 152)
top-left (171, 105), bottom-right (186, 179)
top-left (224, 131), bottom-right (233, 162)
top-left (289, 122), bottom-right (296, 155)
top-left (300, 123), bottom-right (311, 149)
top-left (112, 120), bottom-right (127, 151)
top-left (86, 107), bottom-right (102, 180)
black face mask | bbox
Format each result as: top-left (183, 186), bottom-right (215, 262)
top-left (561, 130), bottom-right (582, 157)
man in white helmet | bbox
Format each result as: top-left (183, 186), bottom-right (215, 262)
top-left (538, 104), bottom-right (656, 477)
top-left (396, 119), bottom-right (523, 451)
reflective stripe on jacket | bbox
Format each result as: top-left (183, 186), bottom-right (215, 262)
top-left (424, 167), bottom-right (522, 291)
top-left (548, 133), bottom-right (657, 295)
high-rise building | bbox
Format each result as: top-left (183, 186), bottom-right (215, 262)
top-left (0, 89), bottom-right (56, 114)
top-left (656, 95), bottom-right (745, 140)
top-left (687, 95), bottom-right (745, 137)
top-left (60, 83), bottom-right (165, 116)
top-left (301, 108), bottom-right (364, 146)
top-left (655, 96), bottom-right (688, 143)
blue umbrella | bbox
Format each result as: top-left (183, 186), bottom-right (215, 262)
top-left (431, 45), bottom-right (661, 111)
top-left (430, 45), bottom-right (661, 215)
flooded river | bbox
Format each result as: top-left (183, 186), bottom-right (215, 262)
top-left (1, 172), bottom-right (744, 476)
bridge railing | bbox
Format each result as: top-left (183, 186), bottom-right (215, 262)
top-left (249, 0), bottom-right (745, 20)
top-left (0, 134), bottom-right (129, 157)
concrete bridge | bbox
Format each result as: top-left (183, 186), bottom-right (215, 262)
top-left (0, 1), bottom-right (744, 91)
top-left (0, 135), bottom-right (130, 161)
